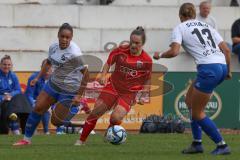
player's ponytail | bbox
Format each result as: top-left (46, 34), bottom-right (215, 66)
top-left (130, 26), bottom-right (146, 45)
top-left (58, 23), bottom-right (73, 35)
top-left (179, 3), bottom-right (196, 19)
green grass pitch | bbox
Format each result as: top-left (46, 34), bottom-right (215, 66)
top-left (0, 133), bottom-right (239, 160)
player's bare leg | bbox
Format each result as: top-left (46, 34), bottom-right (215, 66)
top-left (51, 103), bottom-right (73, 126)
top-left (182, 82), bottom-right (204, 154)
top-left (100, 104), bottom-right (129, 142)
top-left (183, 86), bottom-right (230, 155)
top-left (109, 104), bottom-right (128, 127)
top-left (75, 99), bottom-right (110, 146)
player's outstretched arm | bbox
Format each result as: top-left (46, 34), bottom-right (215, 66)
top-left (218, 41), bottom-right (232, 80)
top-left (72, 66), bottom-right (89, 105)
top-left (153, 42), bottom-right (181, 60)
top-left (30, 59), bottom-right (51, 86)
top-left (137, 79), bottom-right (151, 105)
top-left (99, 63), bottom-right (110, 85)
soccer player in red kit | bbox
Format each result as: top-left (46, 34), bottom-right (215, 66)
top-left (75, 26), bottom-right (152, 145)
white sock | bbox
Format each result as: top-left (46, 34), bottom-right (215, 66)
top-left (23, 136), bottom-right (32, 142)
top-left (12, 130), bottom-right (20, 135)
top-left (193, 139), bottom-right (202, 143)
top-left (217, 141), bottom-right (226, 146)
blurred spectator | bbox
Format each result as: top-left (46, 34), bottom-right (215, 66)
top-left (100, 0), bottom-right (114, 5)
top-left (0, 55), bottom-right (32, 134)
top-left (231, 18), bottom-right (240, 62)
top-left (25, 60), bottom-right (52, 135)
top-left (230, 0), bottom-right (239, 6)
top-left (75, 0), bottom-right (85, 5)
top-left (75, 0), bottom-right (113, 5)
top-left (196, 1), bottom-right (217, 30)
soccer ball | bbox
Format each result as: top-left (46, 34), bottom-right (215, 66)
top-left (106, 125), bottom-right (127, 145)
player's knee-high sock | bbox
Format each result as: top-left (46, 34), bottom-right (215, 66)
top-left (24, 112), bottom-right (42, 141)
top-left (9, 121), bottom-right (20, 135)
top-left (80, 116), bottom-right (98, 142)
top-left (197, 116), bottom-right (226, 145)
top-left (62, 105), bottom-right (79, 126)
top-left (42, 112), bottom-right (50, 133)
top-left (191, 119), bottom-right (202, 142)
top-left (189, 108), bottom-right (202, 143)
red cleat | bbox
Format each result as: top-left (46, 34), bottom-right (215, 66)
top-left (13, 139), bottom-right (31, 146)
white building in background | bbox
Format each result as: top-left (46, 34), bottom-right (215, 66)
top-left (0, 0), bottom-right (239, 71)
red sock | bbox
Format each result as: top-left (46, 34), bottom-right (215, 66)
top-left (80, 116), bottom-right (98, 142)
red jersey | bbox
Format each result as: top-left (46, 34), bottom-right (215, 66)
top-left (106, 46), bottom-right (152, 94)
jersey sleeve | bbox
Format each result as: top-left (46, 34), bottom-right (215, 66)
top-left (211, 17), bottom-right (217, 30)
top-left (141, 54), bottom-right (152, 82)
top-left (47, 43), bottom-right (55, 61)
top-left (212, 28), bottom-right (224, 45)
top-left (106, 49), bottom-right (119, 65)
top-left (10, 73), bottom-right (21, 97)
top-left (171, 25), bottom-right (182, 44)
top-left (146, 60), bottom-right (152, 81)
top-left (71, 42), bottom-right (83, 57)
top-left (71, 43), bottom-right (86, 69)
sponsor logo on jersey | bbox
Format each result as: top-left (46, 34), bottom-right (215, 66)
top-left (120, 66), bottom-right (138, 77)
top-left (61, 55), bottom-right (66, 61)
top-left (49, 57), bottom-right (63, 67)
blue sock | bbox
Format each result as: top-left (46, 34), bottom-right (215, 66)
top-left (63, 105), bottom-right (78, 126)
top-left (197, 117), bottom-right (223, 144)
top-left (191, 120), bottom-right (202, 142)
top-left (56, 125), bottom-right (64, 133)
top-left (9, 121), bottom-right (19, 131)
top-left (25, 112), bottom-right (42, 138)
top-left (42, 112), bottom-right (50, 133)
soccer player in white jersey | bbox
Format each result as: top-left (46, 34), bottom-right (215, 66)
top-left (153, 3), bottom-right (231, 155)
top-left (13, 23), bottom-right (89, 146)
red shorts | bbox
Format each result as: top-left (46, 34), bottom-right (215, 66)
top-left (98, 83), bottom-right (137, 112)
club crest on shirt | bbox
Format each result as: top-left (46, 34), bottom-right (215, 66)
top-left (61, 55), bottom-right (66, 61)
top-left (136, 60), bottom-right (143, 69)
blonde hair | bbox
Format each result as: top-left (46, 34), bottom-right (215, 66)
top-left (179, 3), bottom-right (196, 19)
